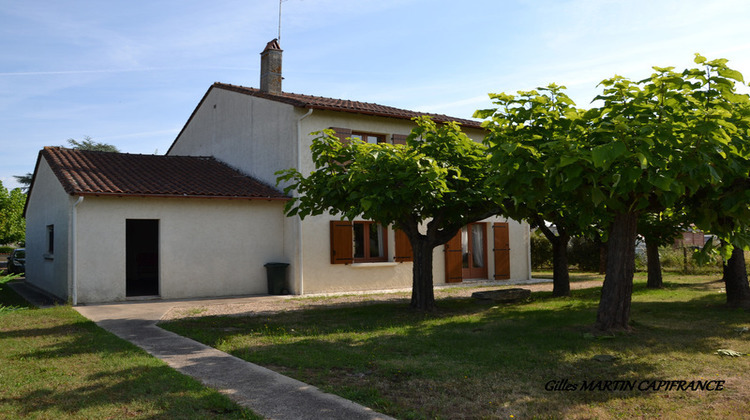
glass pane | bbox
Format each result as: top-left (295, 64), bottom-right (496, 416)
top-left (353, 223), bottom-right (365, 258)
top-left (472, 224), bottom-right (485, 268)
top-left (461, 226), bottom-right (469, 268)
top-left (367, 135), bottom-right (380, 144)
top-left (351, 134), bottom-right (363, 142)
top-left (369, 224), bottom-right (384, 257)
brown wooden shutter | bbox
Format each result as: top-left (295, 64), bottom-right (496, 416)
top-left (330, 127), bottom-right (352, 144)
top-left (330, 221), bottom-right (354, 264)
top-left (394, 229), bottom-right (413, 262)
top-left (391, 134), bottom-right (408, 145)
top-left (493, 222), bottom-right (511, 280)
top-left (444, 231), bottom-right (463, 283)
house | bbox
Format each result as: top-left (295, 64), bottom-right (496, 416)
top-left (673, 228), bottom-right (708, 249)
top-left (24, 39), bottom-right (531, 304)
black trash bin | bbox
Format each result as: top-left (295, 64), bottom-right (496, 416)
top-left (264, 262), bottom-right (290, 295)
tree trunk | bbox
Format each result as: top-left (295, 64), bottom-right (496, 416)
top-left (536, 220), bottom-right (571, 297)
top-left (598, 241), bottom-right (608, 275)
top-left (722, 247), bottom-right (750, 307)
top-left (410, 237), bottom-right (436, 311)
top-left (595, 212), bottom-right (638, 332)
top-left (646, 239), bottom-right (663, 289)
top-left (551, 233), bottom-right (571, 297)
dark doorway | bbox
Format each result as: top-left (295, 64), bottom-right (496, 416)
top-left (126, 219), bottom-right (159, 297)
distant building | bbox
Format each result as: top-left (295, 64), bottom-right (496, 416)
top-left (674, 228), bottom-right (706, 249)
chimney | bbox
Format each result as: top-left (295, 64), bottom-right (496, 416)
top-left (260, 39), bottom-right (283, 93)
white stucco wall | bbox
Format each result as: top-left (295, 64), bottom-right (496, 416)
top-left (296, 110), bottom-right (486, 174)
top-left (298, 215), bottom-right (530, 295)
top-left (24, 159), bottom-right (74, 301)
top-left (167, 88), bottom-right (530, 297)
top-left (294, 111), bottom-right (530, 294)
top-left (167, 88), bottom-right (298, 188)
top-left (72, 196), bottom-right (287, 303)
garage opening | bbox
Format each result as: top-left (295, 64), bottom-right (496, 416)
top-left (126, 219), bottom-right (159, 297)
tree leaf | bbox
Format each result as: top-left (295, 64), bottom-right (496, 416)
top-left (718, 67), bottom-right (745, 83)
top-left (716, 349), bottom-right (744, 357)
top-left (558, 155), bottom-right (578, 168)
top-left (648, 174), bottom-right (674, 191)
top-left (635, 153), bottom-right (648, 169)
top-left (591, 188), bottom-right (606, 206)
top-left (591, 141), bottom-right (627, 168)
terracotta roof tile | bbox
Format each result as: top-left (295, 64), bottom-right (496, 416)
top-left (213, 83), bottom-right (483, 129)
top-left (41, 147), bottom-right (287, 200)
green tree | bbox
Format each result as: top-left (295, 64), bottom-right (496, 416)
top-left (277, 117), bottom-right (503, 311)
top-left (66, 136), bottom-right (120, 152)
top-left (14, 138), bottom-right (120, 193)
top-left (480, 56), bottom-right (750, 331)
top-left (638, 210), bottom-right (688, 288)
top-left (668, 56), bottom-right (750, 306)
top-left (586, 58), bottom-right (750, 330)
top-left (721, 245), bottom-right (750, 307)
top-left (477, 85), bottom-right (600, 297)
top-left (691, 186), bottom-right (750, 306)
top-left (0, 181), bottom-right (26, 245)
top-left (13, 173), bottom-right (33, 191)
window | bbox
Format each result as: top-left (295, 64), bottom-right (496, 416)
top-left (329, 127), bottom-right (387, 144)
top-left (445, 223), bottom-right (491, 282)
top-left (353, 221), bottom-right (387, 262)
top-left (46, 225), bottom-right (54, 254)
top-left (330, 221), bottom-right (389, 264)
top-left (350, 132), bottom-right (385, 144)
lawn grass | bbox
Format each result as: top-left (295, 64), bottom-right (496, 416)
top-left (162, 272), bottom-right (750, 419)
top-left (0, 275), bottom-right (259, 419)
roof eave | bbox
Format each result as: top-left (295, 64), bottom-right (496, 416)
top-left (73, 191), bottom-right (291, 201)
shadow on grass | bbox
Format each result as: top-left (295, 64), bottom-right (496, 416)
top-left (0, 308), bottom-right (258, 419)
top-left (0, 275), bottom-right (35, 310)
top-left (0, 364), bottom-right (251, 419)
top-left (162, 282), bottom-right (750, 418)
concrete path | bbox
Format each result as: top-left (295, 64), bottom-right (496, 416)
top-left (73, 297), bottom-right (394, 420)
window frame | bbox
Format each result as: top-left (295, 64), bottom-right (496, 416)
top-left (350, 131), bottom-right (386, 144)
top-left (353, 221), bottom-right (388, 263)
top-left (44, 224), bottom-right (55, 260)
top-left (330, 220), bottom-right (390, 264)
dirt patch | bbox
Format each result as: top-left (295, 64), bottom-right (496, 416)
top-left (161, 280), bottom-right (603, 321)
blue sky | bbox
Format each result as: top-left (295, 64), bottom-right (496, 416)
top-left (2, 0), bottom-right (750, 190)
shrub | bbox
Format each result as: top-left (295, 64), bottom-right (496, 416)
top-left (568, 236), bottom-right (601, 272)
top-left (530, 230), bottom-right (553, 269)
top-left (658, 246), bottom-right (722, 273)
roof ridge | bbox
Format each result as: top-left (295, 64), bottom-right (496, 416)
top-left (44, 146), bottom-right (216, 160)
top-left (211, 82), bottom-right (483, 128)
top-left (38, 147), bottom-right (287, 200)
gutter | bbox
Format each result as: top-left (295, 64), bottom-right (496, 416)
top-left (72, 192), bottom-right (290, 201)
top-left (295, 108), bottom-right (314, 295)
top-left (71, 196), bottom-right (84, 305)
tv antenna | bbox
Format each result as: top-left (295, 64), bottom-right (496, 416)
top-left (278, 0), bottom-right (289, 41)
